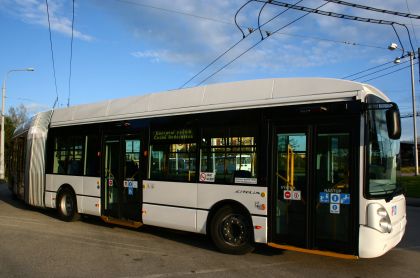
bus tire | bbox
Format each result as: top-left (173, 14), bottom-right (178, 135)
top-left (210, 205), bottom-right (254, 254)
top-left (57, 188), bottom-right (80, 222)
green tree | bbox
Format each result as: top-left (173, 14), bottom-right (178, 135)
top-left (4, 104), bottom-right (29, 180)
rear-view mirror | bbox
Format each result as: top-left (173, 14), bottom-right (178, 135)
top-left (386, 107), bottom-right (401, 140)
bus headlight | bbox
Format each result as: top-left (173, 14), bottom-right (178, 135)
top-left (367, 204), bottom-right (392, 234)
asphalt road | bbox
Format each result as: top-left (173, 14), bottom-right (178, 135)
top-left (1, 183), bottom-right (419, 278)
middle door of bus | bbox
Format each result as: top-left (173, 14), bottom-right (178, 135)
top-left (272, 121), bottom-right (356, 254)
top-left (103, 134), bottom-right (144, 221)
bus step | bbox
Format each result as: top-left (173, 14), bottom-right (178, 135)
top-left (101, 216), bottom-right (143, 229)
top-left (267, 243), bottom-right (358, 259)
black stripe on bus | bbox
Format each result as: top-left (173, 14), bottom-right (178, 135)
top-left (143, 202), bottom-right (267, 218)
top-left (44, 190), bottom-right (100, 199)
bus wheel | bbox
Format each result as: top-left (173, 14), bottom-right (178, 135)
top-left (210, 205), bottom-right (254, 254)
top-left (57, 188), bottom-right (80, 222)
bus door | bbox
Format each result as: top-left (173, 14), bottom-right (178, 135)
top-left (103, 134), bottom-right (144, 221)
top-left (272, 123), bottom-right (355, 254)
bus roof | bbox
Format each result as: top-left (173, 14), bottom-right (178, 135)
top-left (49, 77), bottom-right (386, 127)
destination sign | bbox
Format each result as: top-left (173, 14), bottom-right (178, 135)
top-left (152, 129), bottom-right (195, 141)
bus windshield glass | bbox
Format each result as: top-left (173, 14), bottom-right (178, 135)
top-left (367, 95), bottom-right (401, 198)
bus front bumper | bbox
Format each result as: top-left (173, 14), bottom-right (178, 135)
top-left (358, 215), bottom-right (406, 258)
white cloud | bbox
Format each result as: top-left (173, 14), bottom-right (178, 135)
top-left (24, 102), bottom-right (51, 115)
top-left (0, 0), bottom-right (93, 41)
top-left (91, 0), bottom-right (420, 85)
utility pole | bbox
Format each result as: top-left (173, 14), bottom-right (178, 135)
top-left (410, 50), bottom-right (419, 175)
top-left (1, 68), bottom-right (34, 180)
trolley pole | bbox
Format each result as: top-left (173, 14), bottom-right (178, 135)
top-left (410, 51), bottom-right (419, 176)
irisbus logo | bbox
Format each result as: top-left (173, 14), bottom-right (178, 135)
top-left (235, 190), bottom-right (261, 195)
top-left (235, 190), bottom-right (266, 198)
top-left (392, 205), bottom-right (397, 216)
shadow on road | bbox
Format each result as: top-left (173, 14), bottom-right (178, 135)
top-left (1, 182), bottom-right (285, 257)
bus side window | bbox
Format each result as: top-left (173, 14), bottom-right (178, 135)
top-left (200, 126), bottom-right (258, 185)
top-left (149, 128), bottom-right (197, 182)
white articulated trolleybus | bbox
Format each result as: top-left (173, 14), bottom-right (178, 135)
top-left (9, 78), bottom-right (406, 258)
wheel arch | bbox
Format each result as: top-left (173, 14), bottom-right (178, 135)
top-left (206, 199), bottom-right (254, 236)
top-left (56, 183), bottom-right (78, 210)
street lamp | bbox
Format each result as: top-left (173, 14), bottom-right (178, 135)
top-left (0, 68), bottom-right (34, 180)
top-left (389, 43), bottom-right (419, 176)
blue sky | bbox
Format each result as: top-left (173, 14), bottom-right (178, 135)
top-left (0, 0), bottom-right (419, 140)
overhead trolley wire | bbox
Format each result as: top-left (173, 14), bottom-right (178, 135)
top-left (325, 0), bottom-right (420, 55)
top-left (195, 2), bottom-right (330, 87)
top-left (257, 0), bottom-right (417, 53)
top-left (235, 0), bottom-right (256, 39)
top-left (342, 52), bottom-right (413, 80)
top-left (114, 0), bottom-right (387, 80)
top-left (67, 0), bottom-right (75, 108)
top-left (280, 32), bottom-right (387, 50)
top-left (115, 0), bottom-right (233, 26)
top-left (401, 112), bottom-right (420, 119)
top-left (255, 0), bottom-right (396, 25)
top-left (323, 0), bottom-right (420, 19)
top-left (45, 0), bottom-right (59, 108)
top-left (361, 61), bottom-right (419, 83)
top-left (114, 0), bottom-right (399, 86)
top-left (341, 60), bottom-right (396, 79)
top-left (114, 0), bottom-right (387, 51)
top-left (350, 60), bottom-right (410, 81)
top-left (179, 0), bottom-right (305, 88)
top-left (405, 0), bottom-right (419, 46)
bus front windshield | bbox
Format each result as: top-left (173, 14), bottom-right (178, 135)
top-left (367, 96), bottom-right (401, 198)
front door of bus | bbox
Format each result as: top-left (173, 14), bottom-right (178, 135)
top-left (103, 135), bottom-right (143, 221)
top-left (273, 123), bottom-right (355, 254)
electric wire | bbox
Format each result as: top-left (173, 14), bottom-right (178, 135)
top-left (350, 60), bottom-right (410, 81)
top-left (361, 61), bottom-right (419, 82)
top-left (275, 32), bottom-right (387, 50)
top-left (45, 0), bottom-right (59, 108)
top-left (392, 23), bottom-right (405, 56)
top-left (67, 0), bottom-right (75, 108)
top-left (257, 0), bottom-right (416, 53)
top-left (195, 2), bottom-right (329, 86)
top-left (179, 0), bottom-right (305, 88)
top-left (398, 23), bottom-right (416, 55)
top-left (115, 0), bottom-right (233, 26)
top-left (256, 0), bottom-right (396, 25)
top-left (257, 1), bottom-right (270, 40)
top-left (324, 0), bottom-right (420, 19)
top-left (405, 0), bottom-right (419, 46)
top-left (258, 0), bottom-right (416, 27)
top-left (341, 60), bottom-right (396, 79)
top-left (401, 112), bottom-right (420, 118)
top-left (114, 0), bottom-right (409, 85)
top-left (235, 0), bottom-right (255, 39)
top-left (113, 0), bottom-right (387, 57)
